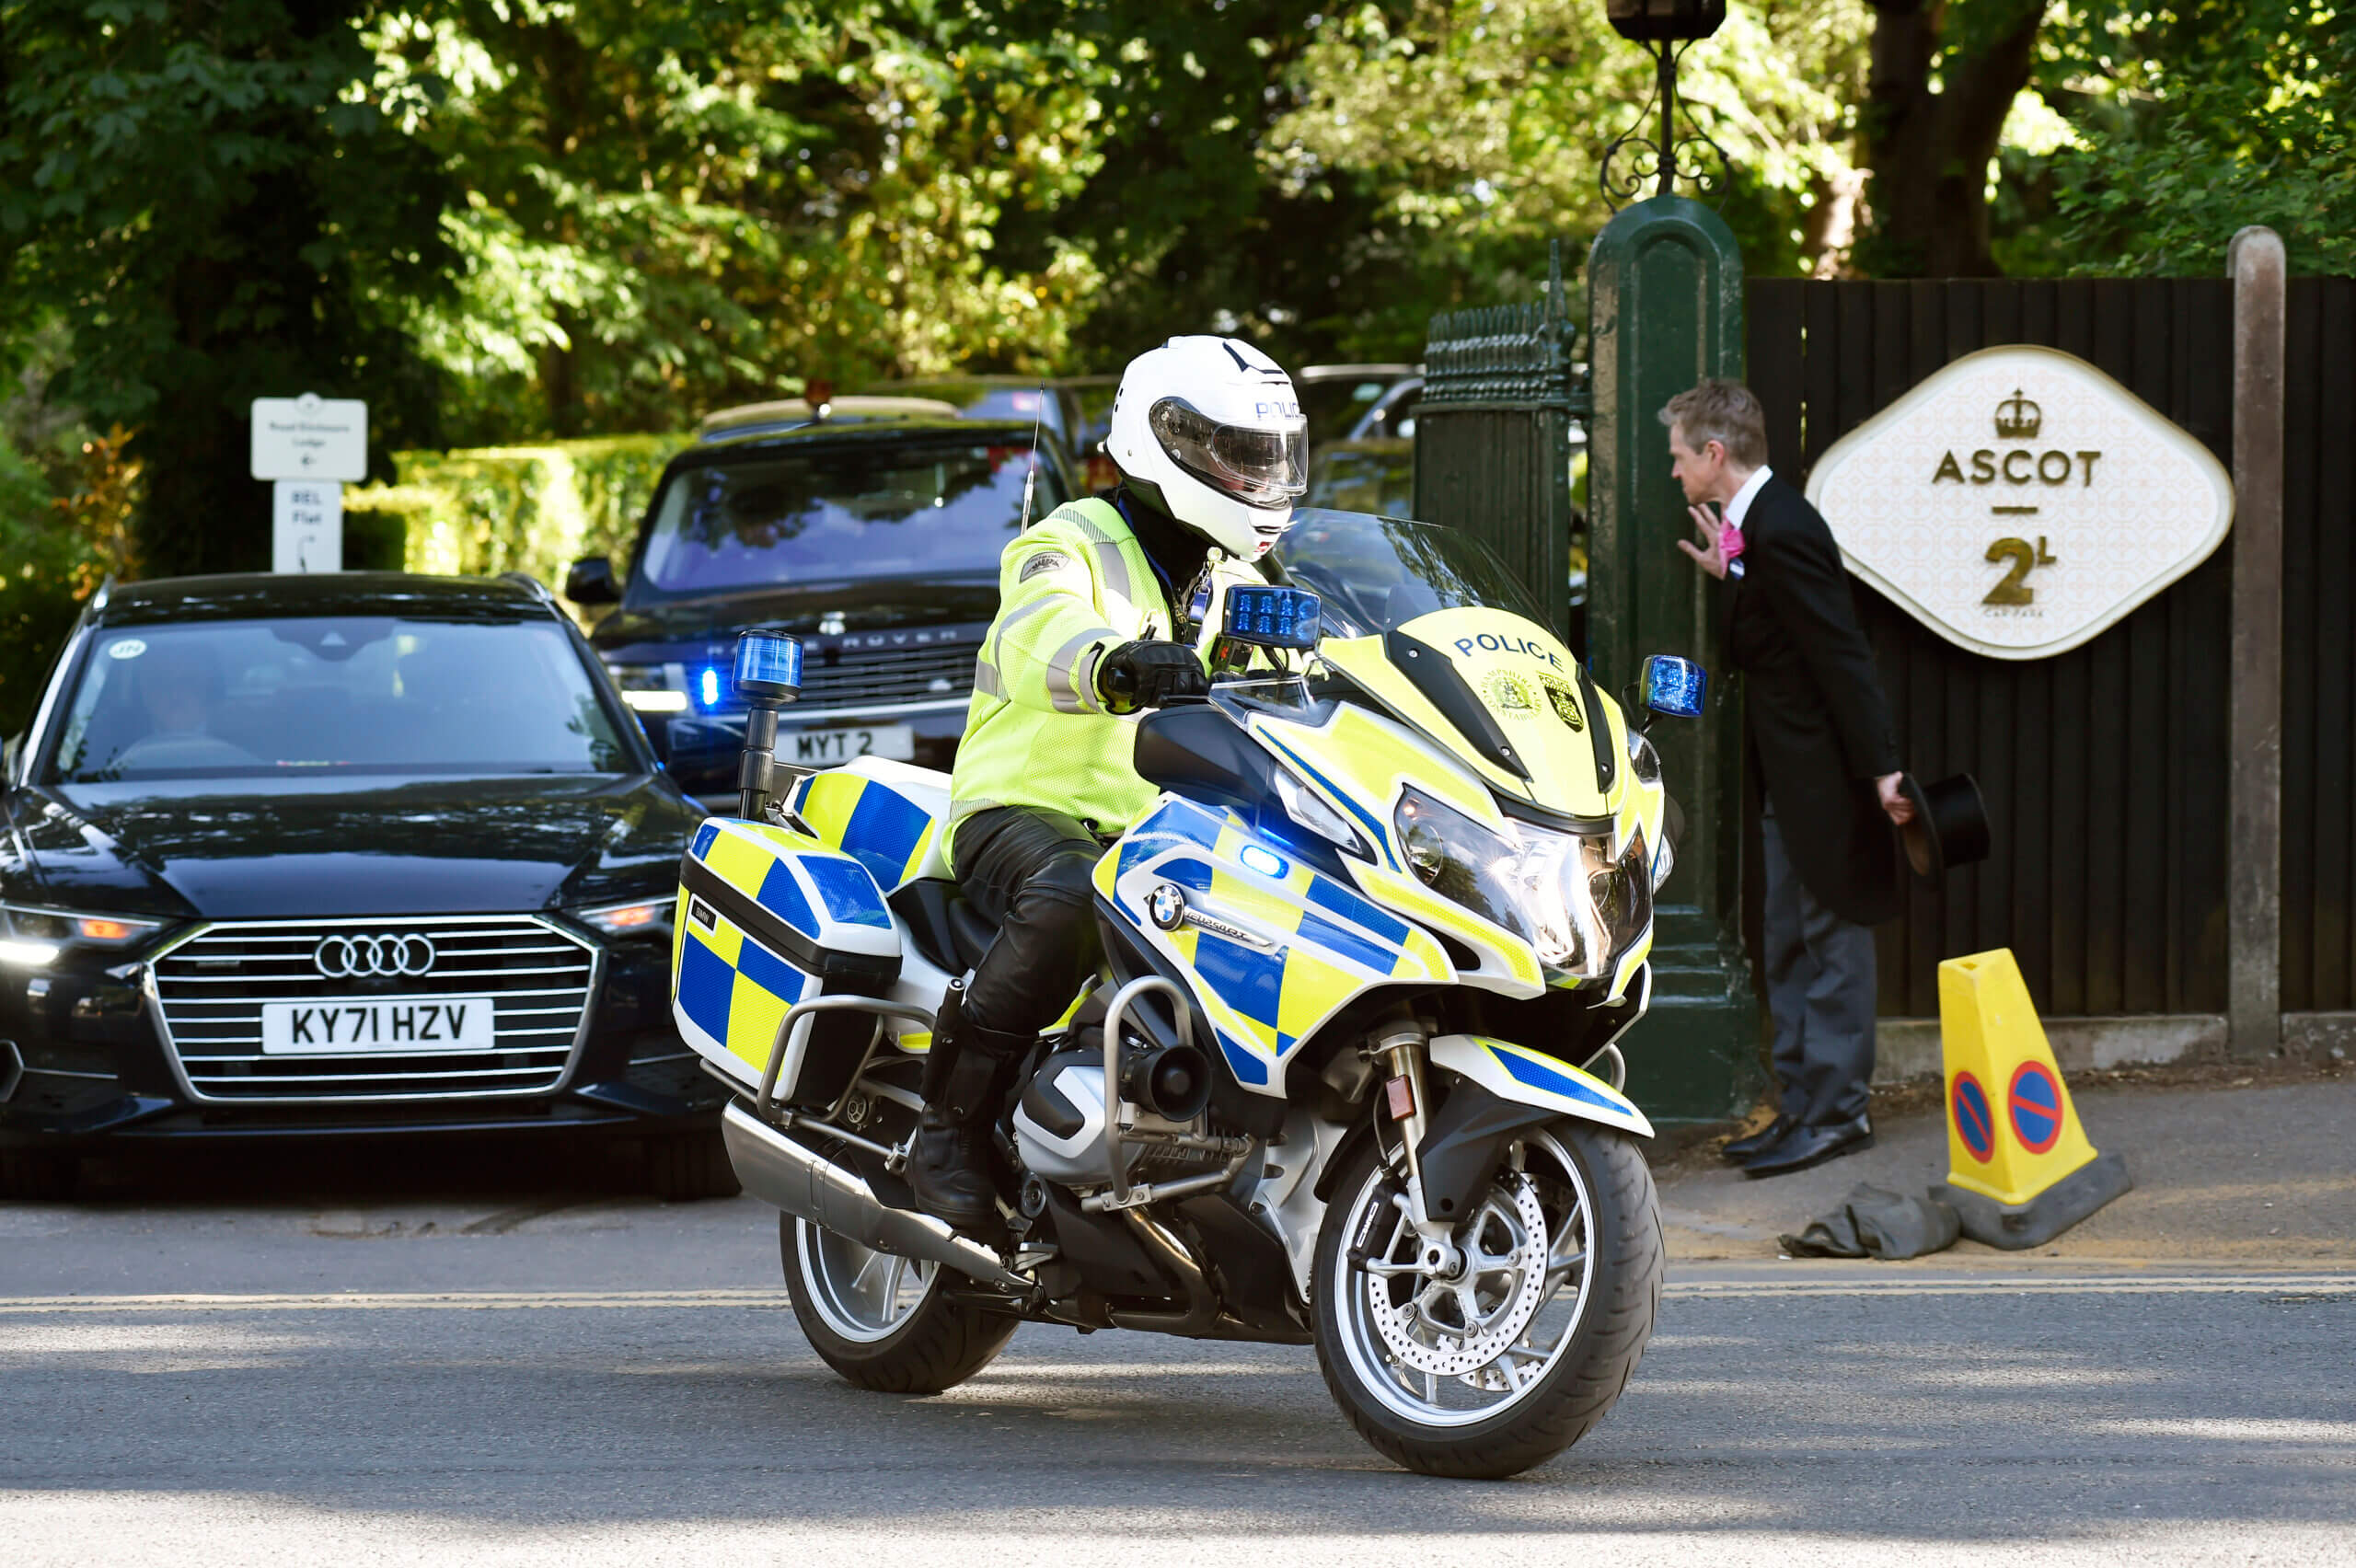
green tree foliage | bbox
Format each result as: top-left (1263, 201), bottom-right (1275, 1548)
top-left (373, 1), bottom-right (1111, 441)
top-left (2041, 0), bottom-right (2353, 275)
top-left (1270, 0), bottom-right (1874, 316)
top-left (0, 0), bottom-right (456, 576)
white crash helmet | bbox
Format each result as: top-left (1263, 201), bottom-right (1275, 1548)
top-left (1106, 335), bottom-right (1308, 560)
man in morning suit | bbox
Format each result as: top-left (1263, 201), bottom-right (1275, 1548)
top-left (1667, 380), bottom-right (1914, 1178)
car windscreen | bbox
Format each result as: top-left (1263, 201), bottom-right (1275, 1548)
top-left (47, 618), bottom-right (632, 783)
top-left (632, 441), bottom-right (1066, 601)
top-left (1273, 508), bottom-right (1546, 637)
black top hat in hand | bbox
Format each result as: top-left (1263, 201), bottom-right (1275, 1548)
top-left (1899, 773), bottom-right (1991, 882)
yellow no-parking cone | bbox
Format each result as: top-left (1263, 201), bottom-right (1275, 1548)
top-left (1929, 949), bottom-right (2131, 1249)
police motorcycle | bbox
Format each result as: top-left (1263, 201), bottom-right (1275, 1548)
top-left (668, 508), bottom-right (1703, 1478)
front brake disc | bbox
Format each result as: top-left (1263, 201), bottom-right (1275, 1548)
top-left (1365, 1170), bottom-right (1551, 1378)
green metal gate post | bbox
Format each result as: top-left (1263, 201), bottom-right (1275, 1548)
top-left (1414, 253), bottom-right (1585, 642)
top-left (1588, 194), bottom-right (1759, 1124)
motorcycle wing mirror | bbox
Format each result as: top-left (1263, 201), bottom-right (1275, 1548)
top-left (732, 629), bottom-right (803, 819)
top-left (1638, 654), bottom-right (1707, 730)
top-left (564, 555), bottom-right (620, 605)
top-left (1221, 585), bottom-right (1322, 652)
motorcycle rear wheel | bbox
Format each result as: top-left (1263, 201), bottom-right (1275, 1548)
top-left (780, 1213), bottom-right (1018, 1394)
top-left (1311, 1118), bottom-right (1662, 1479)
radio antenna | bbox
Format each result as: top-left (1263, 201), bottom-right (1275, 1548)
top-left (1018, 377), bottom-right (1047, 530)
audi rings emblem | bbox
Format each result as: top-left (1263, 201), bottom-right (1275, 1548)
top-left (314, 933), bottom-right (438, 980)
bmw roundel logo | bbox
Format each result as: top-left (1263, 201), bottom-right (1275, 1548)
top-left (314, 933), bottom-right (437, 980)
top-left (1146, 882), bottom-right (1188, 931)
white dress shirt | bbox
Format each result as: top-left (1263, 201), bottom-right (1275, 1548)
top-left (1725, 464), bottom-right (1773, 530)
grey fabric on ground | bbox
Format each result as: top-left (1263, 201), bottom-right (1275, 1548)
top-left (1779, 1183), bottom-right (1962, 1260)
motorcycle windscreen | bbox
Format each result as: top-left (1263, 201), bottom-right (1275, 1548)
top-left (1317, 606), bottom-right (1623, 823)
top-left (1273, 510), bottom-right (1624, 821)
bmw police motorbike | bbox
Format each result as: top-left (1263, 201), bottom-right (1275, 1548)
top-left (667, 508), bottom-right (1702, 1479)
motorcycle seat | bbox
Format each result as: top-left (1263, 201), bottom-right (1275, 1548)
top-left (890, 879), bottom-right (998, 974)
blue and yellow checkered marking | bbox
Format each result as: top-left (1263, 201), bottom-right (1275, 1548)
top-left (1107, 808), bottom-right (1456, 1095)
top-left (796, 770), bottom-right (940, 893)
top-left (799, 855), bottom-right (892, 928)
top-left (672, 898), bottom-right (819, 1078)
top-left (755, 858), bottom-right (819, 940)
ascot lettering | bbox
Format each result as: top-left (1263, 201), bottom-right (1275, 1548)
top-left (1454, 633), bottom-right (1565, 670)
top-left (1934, 449), bottom-right (2102, 486)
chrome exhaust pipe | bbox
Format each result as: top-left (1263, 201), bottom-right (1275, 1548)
top-left (720, 1103), bottom-right (1030, 1293)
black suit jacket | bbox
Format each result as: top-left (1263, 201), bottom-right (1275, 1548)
top-left (1727, 474), bottom-right (1903, 925)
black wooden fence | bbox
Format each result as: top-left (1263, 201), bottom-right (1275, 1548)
top-left (1744, 279), bottom-right (2246, 1019)
top-left (2279, 279), bottom-right (2356, 1014)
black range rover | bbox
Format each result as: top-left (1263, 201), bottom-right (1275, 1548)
top-left (0, 573), bottom-right (727, 1200)
top-left (570, 410), bottom-right (1075, 801)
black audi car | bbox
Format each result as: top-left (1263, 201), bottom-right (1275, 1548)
top-left (568, 409), bottom-right (1075, 802)
top-left (0, 572), bottom-right (726, 1200)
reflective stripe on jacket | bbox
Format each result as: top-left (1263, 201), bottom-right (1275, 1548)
top-left (948, 497), bottom-right (1248, 860)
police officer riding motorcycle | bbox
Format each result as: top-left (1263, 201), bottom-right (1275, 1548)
top-left (910, 335), bottom-right (1308, 1234)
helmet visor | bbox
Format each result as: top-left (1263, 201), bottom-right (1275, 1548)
top-left (1148, 398), bottom-right (1308, 511)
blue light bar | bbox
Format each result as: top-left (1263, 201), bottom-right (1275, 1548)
top-left (1223, 585), bottom-right (1322, 651)
top-left (1641, 654), bottom-right (1707, 720)
top-left (698, 668), bottom-right (722, 709)
top-left (733, 630), bottom-right (803, 705)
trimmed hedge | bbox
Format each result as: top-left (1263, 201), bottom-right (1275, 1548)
top-left (344, 433), bottom-right (687, 592)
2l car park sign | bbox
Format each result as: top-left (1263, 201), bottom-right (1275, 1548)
top-left (1803, 345), bottom-right (2234, 661)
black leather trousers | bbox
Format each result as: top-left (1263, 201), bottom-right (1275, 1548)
top-left (950, 806), bottom-right (1106, 1044)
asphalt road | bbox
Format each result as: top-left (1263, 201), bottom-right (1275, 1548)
top-left (4, 1148), bottom-right (2352, 1566)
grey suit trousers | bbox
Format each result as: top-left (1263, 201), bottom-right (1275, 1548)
top-left (1761, 804), bottom-right (1877, 1125)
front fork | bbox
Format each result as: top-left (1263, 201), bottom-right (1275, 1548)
top-left (1377, 1024), bottom-right (1467, 1280)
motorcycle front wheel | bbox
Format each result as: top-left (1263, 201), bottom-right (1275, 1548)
top-left (1311, 1118), bottom-right (1663, 1479)
top-left (781, 1212), bottom-right (1019, 1394)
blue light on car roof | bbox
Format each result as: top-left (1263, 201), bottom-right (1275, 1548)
top-left (699, 668), bottom-right (722, 709)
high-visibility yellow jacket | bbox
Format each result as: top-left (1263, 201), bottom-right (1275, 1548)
top-left (948, 497), bottom-right (1258, 859)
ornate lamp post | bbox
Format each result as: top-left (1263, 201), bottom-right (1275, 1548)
top-left (1583, 0), bottom-right (1758, 1122)
top-left (1599, 0), bottom-right (1729, 209)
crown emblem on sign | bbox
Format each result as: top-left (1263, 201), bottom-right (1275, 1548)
top-left (1993, 387), bottom-right (2042, 440)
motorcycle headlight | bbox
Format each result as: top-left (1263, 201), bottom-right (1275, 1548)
top-left (0, 903), bottom-right (166, 967)
top-left (1392, 791), bottom-right (1652, 979)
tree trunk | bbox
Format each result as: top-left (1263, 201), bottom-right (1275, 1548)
top-left (1859, 0), bottom-right (2044, 277)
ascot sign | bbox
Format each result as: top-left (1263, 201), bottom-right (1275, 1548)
top-left (1804, 345), bottom-right (2234, 660)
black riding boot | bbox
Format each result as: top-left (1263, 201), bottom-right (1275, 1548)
top-left (908, 1007), bottom-right (1031, 1236)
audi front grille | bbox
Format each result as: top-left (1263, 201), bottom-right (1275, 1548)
top-left (147, 916), bottom-right (599, 1102)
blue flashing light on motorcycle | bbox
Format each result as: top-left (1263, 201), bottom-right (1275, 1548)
top-left (733, 628), bottom-right (803, 706)
top-left (1222, 584), bottom-right (1322, 651)
top-left (1640, 653), bottom-right (1707, 720)
top-left (730, 630), bottom-right (802, 819)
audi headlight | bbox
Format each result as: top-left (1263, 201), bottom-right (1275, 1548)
top-left (1392, 790), bottom-right (1651, 980)
top-left (0, 903), bottom-right (165, 967)
top-left (574, 896), bottom-right (673, 937)
top-left (606, 663), bottom-right (689, 714)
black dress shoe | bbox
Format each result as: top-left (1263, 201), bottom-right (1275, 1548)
top-left (1741, 1114), bottom-right (1874, 1179)
top-left (1722, 1114), bottom-right (1796, 1163)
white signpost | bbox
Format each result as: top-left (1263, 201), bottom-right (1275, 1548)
top-left (271, 480), bottom-right (344, 573)
top-left (251, 393), bottom-right (366, 572)
top-left (1805, 345), bottom-right (2234, 661)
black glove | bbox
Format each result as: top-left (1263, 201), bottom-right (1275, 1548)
top-left (1099, 640), bottom-right (1209, 712)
